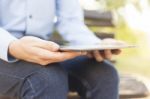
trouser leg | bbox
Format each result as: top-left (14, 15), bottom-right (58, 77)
top-left (0, 60), bottom-right (68, 99)
top-left (61, 56), bottom-right (119, 99)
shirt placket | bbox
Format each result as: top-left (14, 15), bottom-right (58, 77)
top-left (25, 0), bottom-right (56, 40)
top-left (26, 0), bottom-right (34, 35)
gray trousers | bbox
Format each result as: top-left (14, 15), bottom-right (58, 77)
top-left (0, 56), bottom-right (119, 99)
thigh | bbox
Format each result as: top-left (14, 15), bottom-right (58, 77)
top-left (0, 60), bottom-right (41, 98)
top-left (0, 60), bottom-right (67, 99)
top-left (60, 56), bottom-right (119, 98)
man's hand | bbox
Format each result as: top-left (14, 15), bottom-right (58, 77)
top-left (9, 36), bottom-right (85, 65)
top-left (87, 38), bottom-right (123, 62)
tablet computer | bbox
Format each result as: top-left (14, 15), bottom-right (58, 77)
top-left (59, 43), bottom-right (136, 51)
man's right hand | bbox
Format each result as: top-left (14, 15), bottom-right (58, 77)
top-left (8, 36), bottom-right (85, 66)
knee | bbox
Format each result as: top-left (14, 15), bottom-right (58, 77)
top-left (89, 61), bottom-right (119, 99)
top-left (97, 60), bottom-right (119, 84)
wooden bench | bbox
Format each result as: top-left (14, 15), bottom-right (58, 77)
top-left (84, 10), bottom-right (115, 39)
top-left (0, 96), bottom-right (16, 99)
top-left (87, 9), bottom-right (149, 98)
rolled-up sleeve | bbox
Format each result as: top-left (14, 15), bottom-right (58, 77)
top-left (55, 0), bottom-right (101, 45)
top-left (0, 28), bottom-right (18, 62)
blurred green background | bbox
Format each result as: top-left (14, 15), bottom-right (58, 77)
top-left (80, 0), bottom-right (150, 78)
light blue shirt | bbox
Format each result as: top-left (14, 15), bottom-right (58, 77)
top-left (0, 0), bottom-right (101, 62)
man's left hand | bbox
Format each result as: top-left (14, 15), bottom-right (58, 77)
top-left (87, 38), bottom-right (124, 62)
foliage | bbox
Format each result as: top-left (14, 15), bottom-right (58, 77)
top-left (97, 0), bottom-right (126, 10)
top-left (97, 0), bottom-right (149, 11)
top-left (95, 0), bottom-right (150, 78)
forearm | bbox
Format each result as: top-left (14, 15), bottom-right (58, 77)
top-left (56, 0), bottom-right (101, 45)
top-left (56, 20), bottom-right (101, 45)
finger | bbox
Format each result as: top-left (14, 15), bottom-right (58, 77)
top-left (23, 55), bottom-right (47, 66)
top-left (28, 58), bottom-right (53, 66)
top-left (104, 49), bottom-right (112, 60)
top-left (87, 52), bottom-right (93, 58)
top-left (87, 53), bottom-right (93, 58)
top-left (34, 40), bottom-right (59, 52)
top-left (46, 41), bottom-right (60, 51)
top-left (102, 38), bottom-right (117, 44)
top-left (111, 49), bottom-right (121, 55)
top-left (93, 50), bottom-right (103, 62)
top-left (102, 38), bottom-right (127, 45)
top-left (58, 51), bottom-right (87, 61)
top-left (24, 36), bottom-right (60, 51)
top-left (48, 51), bottom-right (87, 62)
top-left (38, 60), bottom-right (53, 66)
top-left (31, 47), bottom-right (57, 60)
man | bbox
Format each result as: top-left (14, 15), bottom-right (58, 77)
top-left (0, 0), bottom-right (121, 99)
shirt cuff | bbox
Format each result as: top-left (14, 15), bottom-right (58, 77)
top-left (0, 29), bottom-right (18, 63)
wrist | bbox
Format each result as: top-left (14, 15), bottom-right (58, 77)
top-left (8, 40), bottom-right (19, 58)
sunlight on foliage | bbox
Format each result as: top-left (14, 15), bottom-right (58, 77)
top-left (97, 0), bottom-right (148, 11)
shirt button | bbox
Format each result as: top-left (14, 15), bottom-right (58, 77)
top-left (29, 15), bottom-right (33, 19)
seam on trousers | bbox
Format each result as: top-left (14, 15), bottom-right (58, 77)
top-left (27, 79), bottom-right (36, 94)
top-left (24, 70), bottom-right (51, 96)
